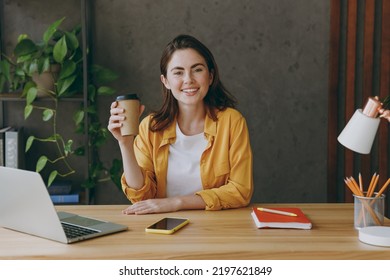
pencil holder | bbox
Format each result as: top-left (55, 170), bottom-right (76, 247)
top-left (353, 193), bottom-right (385, 229)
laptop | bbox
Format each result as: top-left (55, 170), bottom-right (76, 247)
top-left (0, 166), bottom-right (128, 243)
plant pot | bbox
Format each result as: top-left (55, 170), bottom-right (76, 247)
top-left (32, 64), bottom-right (60, 97)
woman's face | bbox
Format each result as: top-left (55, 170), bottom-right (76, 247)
top-left (161, 48), bottom-right (213, 109)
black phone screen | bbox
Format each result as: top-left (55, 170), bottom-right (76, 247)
top-left (147, 218), bottom-right (187, 230)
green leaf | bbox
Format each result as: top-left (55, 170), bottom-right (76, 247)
top-left (97, 86), bottom-right (116, 96)
top-left (14, 39), bottom-right (37, 57)
top-left (42, 109), bottom-right (54, 121)
top-left (58, 60), bottom-right (76, 80)
top-left (21, 81), bottom-right (36, 98)
top-left (88, 84), bottom-right (97, 102)
top-left (26, 87), bottom-right (38, 105)
top-left (53, 36), bottom-right (67, 63)
top-left (43, 17), bottom-right (65, 44)
top-left (17, 34), bottom-right (28, 42)
top-left (24, 105), bottom-right (33, 119)
top-left (0, 60), bottom-right (11, 82)
top-left (28, 60), bottom-right (38, 75)
top-left (64, 31), bottom-right (79, 50)
top-left (85, 105), bottom-right (96, 114)
top-left (16, 54), bottom-right (32, 64)
top-left (91, 64), bottom-right (119, 84)
top-left (25, 136), bottom-right (35, 152)
top-left (57, 75), bottom-right (76, 96)
top-left (36, 156), bottom-right (48, 172)
top-left (64, 139), bottom-right (73, 156)
top-left (37, 57), bottom-right (51, 74)
top-left (75, 122), bottom-right (84, 134)
top-left (48, 171), bottom-right (58, 187)
top-left (73, 110), bottom-right (84, 126)
top-left (15, 67), bottom-right (26, 77)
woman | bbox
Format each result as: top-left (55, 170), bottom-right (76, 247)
top-left (108, 34), bottom-right (253, 214)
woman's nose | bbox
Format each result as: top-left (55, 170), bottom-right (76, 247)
top-left (183, 72), bottom-right (194, 83)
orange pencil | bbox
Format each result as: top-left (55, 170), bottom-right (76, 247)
top-left (367, 174), bottom-right (379, 197)
top-left (375, 178), bottom-right (390, 198)
top-left (345, 178), bottom-right (360, 196)
top-left (366, 173), bottom-right (377, 197)
top-left (349, 177), bottom-right (364, 196)
top-left (358, 173), bottom-right (363, 193)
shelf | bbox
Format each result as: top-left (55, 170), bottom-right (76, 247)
top-left (0, 0), bottom-right (92, 205)
top-left (0, 93), bottom-right (84, 102)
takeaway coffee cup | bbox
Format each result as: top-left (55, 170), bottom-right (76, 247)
top-left (116, 94), bottom-right (140, 136)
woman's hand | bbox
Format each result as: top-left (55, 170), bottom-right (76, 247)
top-left (122, 198), bottom-right (181, 215)
top-left (122, 195), bottom-right (206, 215)
top-left (108, 101), bottom-right (145, 143)
top-left (379, 108), bottom-right (390, 122)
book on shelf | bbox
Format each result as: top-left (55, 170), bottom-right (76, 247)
top-left (0, 126), bottom-right (12, 166)
top-left (47, 180), bottom-right (79, 204)
top-left (4, 127), bottom-right (24, 169)
top-left (251, 206), bottom-right (312, 230)
top-left (48, 180), bottom-right (72, 195)
top-left (50, 193), bottom-right (80, 204)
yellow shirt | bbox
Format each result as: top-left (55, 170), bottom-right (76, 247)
top-left (121, 107), bottom-right (253, 210)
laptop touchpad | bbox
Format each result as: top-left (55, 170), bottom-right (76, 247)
top-left (61, 215), bottom-right (104, 227)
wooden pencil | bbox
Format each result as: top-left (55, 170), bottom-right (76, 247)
top-left (366, 173), bottom-right (377, 197)
top-left (367, 174), bottom-right (379, 197)
top-left (345, 178), bottom-right (360, 196)
top-left (375, 178), bottom-right (390, 198)
top-left (345, 176), bottom-right (381, 226)
top-left (358, 173), bottom-right (363, 193)
top-left (349, 177), bottom-right (364, 196)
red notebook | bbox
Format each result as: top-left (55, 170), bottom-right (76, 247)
top-left (251, 207), bottom-right (312, 229)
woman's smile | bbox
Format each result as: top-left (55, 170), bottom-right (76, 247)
top-left (181, 87), bottom-right (199, 96)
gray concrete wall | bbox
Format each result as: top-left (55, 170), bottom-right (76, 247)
top-left (2, 0), bottom-right (330, 205)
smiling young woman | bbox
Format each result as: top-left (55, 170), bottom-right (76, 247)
top-left (108, 34), bottom-right (253, 215)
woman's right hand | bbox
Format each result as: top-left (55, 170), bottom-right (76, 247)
top-left (108, 101), bottom-right (145, 143)
top-left (379, 108), bottom-right (390, 123)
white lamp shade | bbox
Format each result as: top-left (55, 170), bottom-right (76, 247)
top-left (337, 109), bottom-right (380, 154)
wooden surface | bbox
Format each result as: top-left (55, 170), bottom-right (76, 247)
top-left (1, 203), bottom-right (390, 260)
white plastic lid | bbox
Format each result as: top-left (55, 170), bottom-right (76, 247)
top-left (358, 226), bottom-right (390, 247)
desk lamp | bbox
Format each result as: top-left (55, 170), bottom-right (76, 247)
top-left (338, 97), bottom-right (382, 154)
top-left (338, 96), bottom-right (390, 247)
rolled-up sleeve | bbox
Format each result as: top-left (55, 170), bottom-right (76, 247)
top-left (121, 116), bottom-right (158, 202)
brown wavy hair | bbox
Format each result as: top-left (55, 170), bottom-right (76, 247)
top-left (150, 34), bottom-right (237, 132)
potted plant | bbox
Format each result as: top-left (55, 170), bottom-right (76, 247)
top-left (0, 18), bottom-right (122, 197)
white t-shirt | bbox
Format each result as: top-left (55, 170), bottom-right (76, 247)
top-left (166, 123), bottom-right (208, 197)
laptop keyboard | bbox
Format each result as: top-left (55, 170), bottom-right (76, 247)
top-left (61, 222), bottom-right (100, 239)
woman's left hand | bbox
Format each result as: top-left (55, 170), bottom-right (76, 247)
top-left (379, 108), bottom-right (390, 122)
top-left (122, 198), bottom-right (181, 215)
top-left (122, 195), bottom-right (206, 215)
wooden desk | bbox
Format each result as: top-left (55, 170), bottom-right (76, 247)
top-left (1, 203), bottom-right (390, 260)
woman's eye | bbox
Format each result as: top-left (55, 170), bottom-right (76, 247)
top-left (173, 71), bottom-right (182, 76)
top-left (194, 68), bottom-right (203, 72)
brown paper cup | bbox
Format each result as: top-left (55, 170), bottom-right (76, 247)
top-left (116, 94), bottom-right (140, 136)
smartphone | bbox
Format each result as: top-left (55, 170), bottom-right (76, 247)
top-left (145, 217), bottom-right (189, 234)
